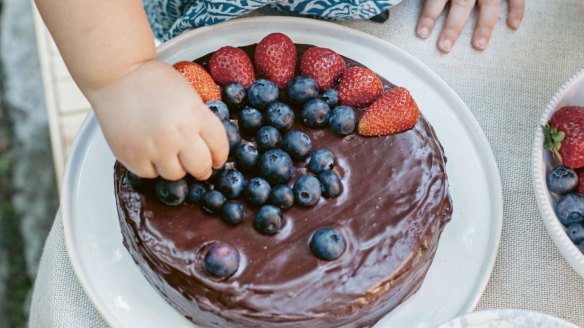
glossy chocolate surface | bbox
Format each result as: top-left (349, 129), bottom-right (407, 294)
top-left (115, 44), bottom-right (453, 328)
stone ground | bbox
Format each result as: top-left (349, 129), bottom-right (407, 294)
top-left (0, 0), bottom-right (59, 326)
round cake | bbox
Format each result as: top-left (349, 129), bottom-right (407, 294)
top-left (115, 34), bottom-right (453, 328)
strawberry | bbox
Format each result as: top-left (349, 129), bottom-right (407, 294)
top-left (578, 169), bottom-right (584, 195)
top-left (337, 67), bottom-right (383, 108)
top-left (549, 106), bottom-right (584, 169)
top-left (209, 46), bottom-right (255, 88)
top-left (255, 33), bottom-right (297, 89)
top-left (172, 61), bottom-right (221, 103)
top-left (300, 47), bottom-right (346, 91)
top-left (358, 87), bottom-right (420, 136)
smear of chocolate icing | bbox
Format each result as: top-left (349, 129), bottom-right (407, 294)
top-left (115, 44), bottom-right (453, 328)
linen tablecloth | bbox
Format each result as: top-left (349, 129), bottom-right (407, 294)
top-left (29, 0), bottom-right (584, 327)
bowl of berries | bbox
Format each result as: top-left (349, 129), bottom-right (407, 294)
top-left (532, 68), bottom-right (584, 277)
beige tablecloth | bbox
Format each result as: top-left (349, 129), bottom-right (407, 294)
top-left (29, 0), bottom-right (584, 327)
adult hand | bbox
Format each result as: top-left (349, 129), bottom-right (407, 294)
top-left (416, 0), bottom-right (525, 52)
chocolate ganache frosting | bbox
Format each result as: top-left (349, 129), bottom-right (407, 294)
top-left (115, 43), bottom-right (453, 328)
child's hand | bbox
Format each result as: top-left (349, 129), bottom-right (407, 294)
top-left (87, 59), bottom-right (229, 180)
top-left (416, 0), bottom-right (525, 52)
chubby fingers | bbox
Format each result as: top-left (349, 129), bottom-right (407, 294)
top-left (179, 136), bottom-right (214, 181)
top-left (126, 160), bottom-right (158, 179)
top-left (438, 0), bottom-right (477, 52)
top-left (199, 111), bottom-right (229, 169)
top-left (507, 0), bottom-right (525, 29)
top-left (154, 156), bottom-right (187, 181)
top-left (472, 0), bottom-right (500, 50)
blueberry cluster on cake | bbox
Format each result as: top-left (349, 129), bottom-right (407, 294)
top-left (115, 33), bottom-right (453, 328)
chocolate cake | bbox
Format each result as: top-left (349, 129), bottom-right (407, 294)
top-left (115, 40), bottom-right (453, 328)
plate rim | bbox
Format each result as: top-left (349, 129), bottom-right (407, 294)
top-left (61, 16), bottom-right (503, 327)
top-left (531, 67), bottom-right (584, 277)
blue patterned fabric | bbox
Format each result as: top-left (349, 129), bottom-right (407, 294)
top-left (144, 0), bottom-right (403, 41)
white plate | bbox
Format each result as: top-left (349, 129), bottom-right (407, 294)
top-left (532, 68), bottom-right (584, 278)
top-left (62, 17), bottom-right (503, 328)
top-left (437, 309), bottom-right (579, 328)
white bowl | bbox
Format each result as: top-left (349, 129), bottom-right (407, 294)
top-left (437, 309), bottom-right (579, 328)
top-left (532, 68), bottom-right (584, 278)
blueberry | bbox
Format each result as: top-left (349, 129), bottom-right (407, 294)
top-left (244, 177), bottom-right (272, 205)
top-left (265, 102), bottom-right (295, 131)
top-left (206, 100), bottom-right (230, 121)
top-left (556, 193), bottom-right (584, 225)
top-left (547, 165), bottom-right (579, 194)
top-left (308, 148), bottom-right (335, 173)
top-left (293, 175), bottom-right (322, 207)
top-left (186, 181), bottom-right (207, 203)
top-left (222, 83), bottom-right (246, 109)
top-left (321, 89), bottom-right (339, 107)
top-left (202, 190), bottom-right (226, 214)
top-left (248, 79), bottom-right (279, 110)
top-left (567, 223), bottom-right (584, 244)
top-left (254, 205), bottom-right (285, 235)
top-left (238, 106), bottom-right (263, 136)
top-left (269, 185), bottom-right (294, 209)
top-left (126, 171), bottom-right (144, 188)
top-left (302, 99), bottom-right (331, 128)
top-left (255, 126), bottom-right (282, 152)
top-left (235, 144), bottom-right (259, 171)
top-left (287, 77), bottom-right (319, 104)
top-left (222, 201), bottom-right (244, 225)
top-left (284, 131), bottom-right (312, 161)
top-left (259, 149), bottom-right (294, 184)
top-left (317, 170), bottom-right (343, 198)
top-left (329, 106), bottom-right (356, 136)
top-left (217, 169), bottom-right (245, 198)
top-left (155, 178), bottom-right (188, 206)
top-left (223, 120), bottom-right (241, 152)
top-left (310, 227), bottom-right (346, 261)
top-left (204, 242), bottom-right (240, 277)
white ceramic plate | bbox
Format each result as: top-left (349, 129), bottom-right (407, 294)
top-left (62, 17), bottom-right (503, 328)
top-left (437, 309), bottom-right (579, 328)
top-left (532, 68), bottom-right (584, 278)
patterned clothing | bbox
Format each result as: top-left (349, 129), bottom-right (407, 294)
top-left (144, 0), bottom-right (403, 41)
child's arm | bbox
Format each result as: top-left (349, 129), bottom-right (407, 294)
top-left (35, 0), bottom-right (229, 180)
top-left (416, 0), bottom-right (525, 52)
